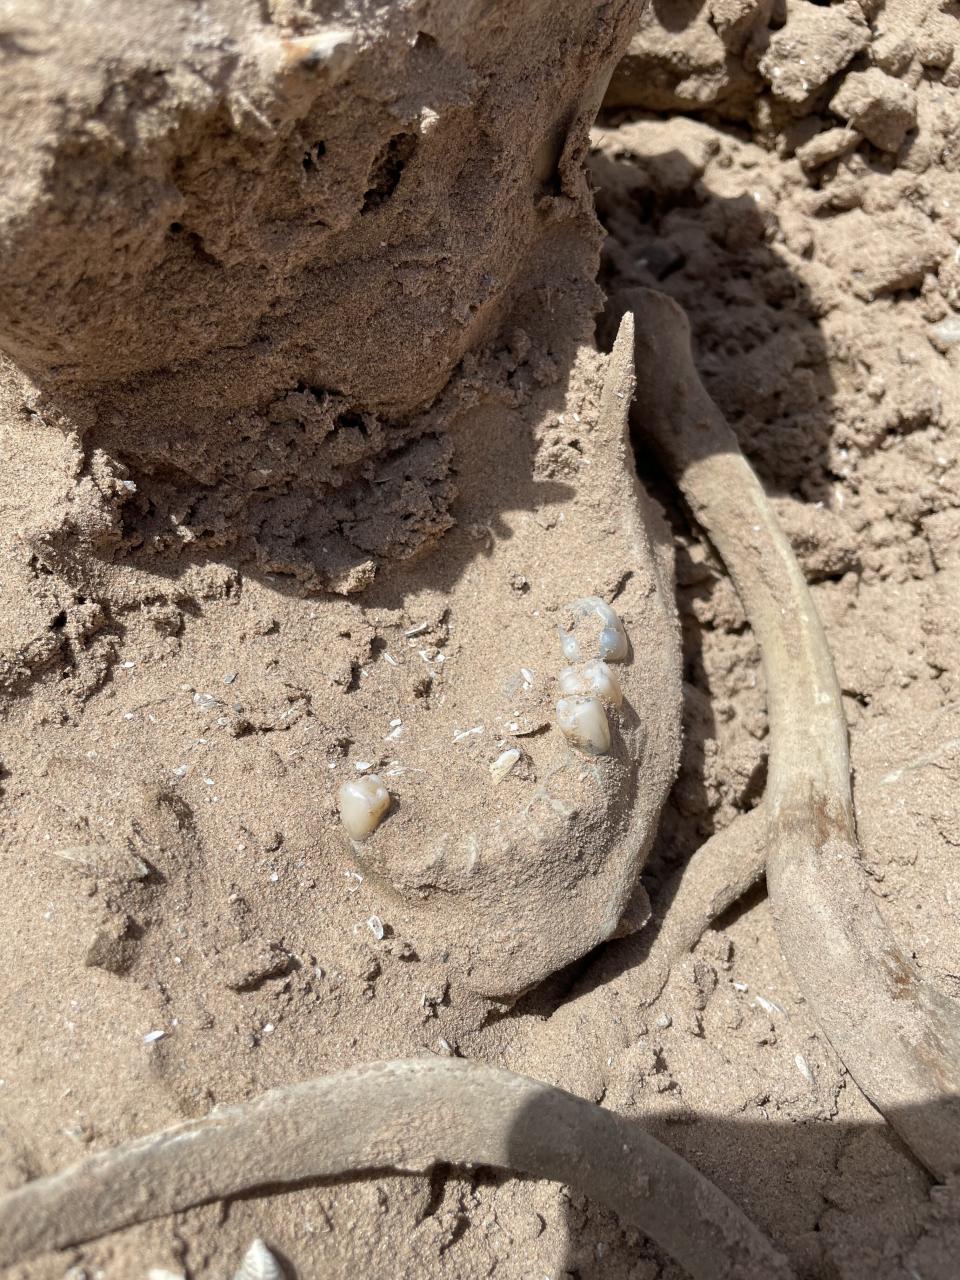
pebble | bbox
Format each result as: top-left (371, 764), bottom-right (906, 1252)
top-left (930, 316), bottom-right (960, 347)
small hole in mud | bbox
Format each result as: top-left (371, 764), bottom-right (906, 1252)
top-left (302, 141), bottom-right (326, 171)
top-left (335, 410), bottom-right (369, 436)
top-left (362, 132), bottom-right (418, 212)
top-left (169, 221), bottom-right (183, 233)
top-left (50, 610), bottom-right (67, 631)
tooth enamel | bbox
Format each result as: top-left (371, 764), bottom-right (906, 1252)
top-left (555, 696), bottom-right (611, 755)
top-left (558, 628), bottom-right (581, 662)
top-left (338, 774), bottom-right (391, 840)
top-left (557, 660), bottom-right (623, 708)
top-left (558, 597), bottom-right (629, 664)
top-left (599, 623), bottom-right (629, 661)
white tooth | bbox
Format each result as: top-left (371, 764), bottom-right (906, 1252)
top-left (599, 623), bottom-right (629, 661)
top-left (556, 696), bottom-right (611, 755)
top-left (338, 774), bottom-right (391, 840)
top-left (557, 660), bottom-right (623, 708)
top-left (559, 597), bottom-right (629, 664)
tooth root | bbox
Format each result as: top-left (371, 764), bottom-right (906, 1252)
top-left (338, 775), bottom-right (391, 840)
top-left (557, 659), bottom-right (623, 708)
top-left (556, 696), bottom-right (611, 756)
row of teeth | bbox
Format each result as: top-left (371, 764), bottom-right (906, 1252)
top-left (554, 597), bottom-right (627, 757)
top-left (337, 597), bottom-right (628, 840)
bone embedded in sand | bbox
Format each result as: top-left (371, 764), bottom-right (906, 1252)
top-left (557, 597), bottom-right (629, 663)
top-left (555, 695), bottom-right (611, 756)
top-left (337, 775), bottom-right (391, 840)
top-left (557, 659), bottom-right (623, 708)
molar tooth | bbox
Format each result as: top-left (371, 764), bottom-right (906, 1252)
top-left (557, 660), bottom-right (623, 708)
top-left (558, 597), bottom-right (629, 663)
top-left (338, 774), bottom-right (391, 840)
top-left (599, 623), bottom-right (628, 661)
top-left (555, 696), bottom-right (611, 756)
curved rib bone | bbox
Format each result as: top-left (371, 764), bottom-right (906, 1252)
top-left (627, 286), bottom-right (960, 1181)
top-left (0, 1058), bottom-right (791, 1279)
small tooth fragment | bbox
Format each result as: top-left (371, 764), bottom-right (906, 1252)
top-left (489, 747), bottom-right (522, 783)
top-left (338, 775), bottom-right (391, 840)
top-left (557, 659), bottom-right (623, 708)
top-left (556, 696), bottom-right (611, 756)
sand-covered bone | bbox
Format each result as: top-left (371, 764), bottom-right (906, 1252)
top-left (345, 319), bottom-right (682, 998)
top-left (628, 286), bottom-right (960, 1182)
top-left (0, 1058), bottom-right (793, 1280)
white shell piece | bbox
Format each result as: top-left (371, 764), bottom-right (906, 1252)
top-left (557, 660), bottom-right (623, 708)
top-left (555, 696), bottom-right (611, 756)
top-left (233, 1239), bottom-right (283, 1280)
top-left (489, 748), bottom-right (522, 783)
top-left (338, 775), bottom-right (391, 840)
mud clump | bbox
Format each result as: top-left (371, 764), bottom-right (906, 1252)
top-left (0, 0), bottom-right (640, 594)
